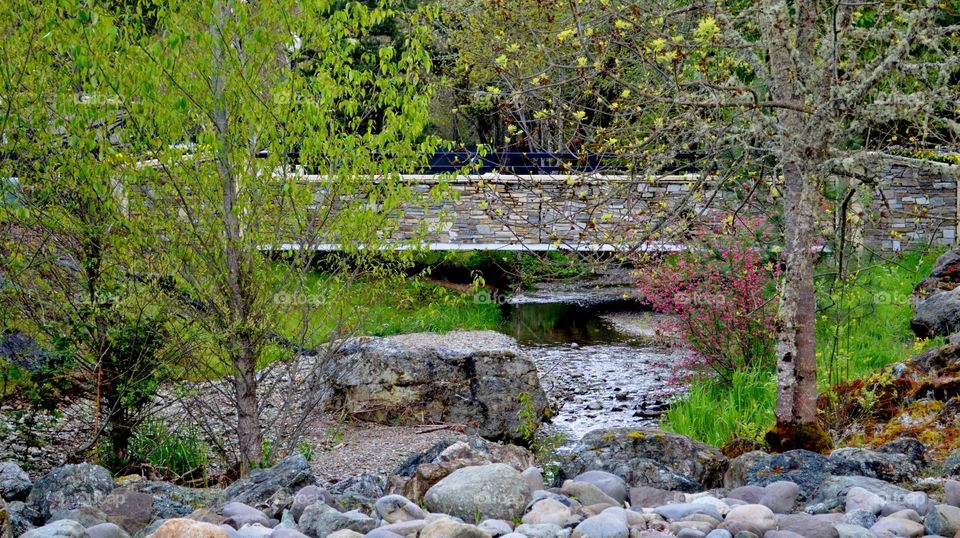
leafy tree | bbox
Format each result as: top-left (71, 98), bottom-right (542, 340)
top-left (441, 0), bottom-right (959, 449)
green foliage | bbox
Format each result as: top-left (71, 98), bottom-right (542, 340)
top-left (129, 421), bottom-right (209, 482)
top-left (665, 250), bottom-right (942, 447)
top-left (662, 366), bottom-right (777, 447)
top-left (516, 391), bottom-right (564, 479)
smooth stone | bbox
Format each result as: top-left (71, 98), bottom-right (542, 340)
top-left (679, 514), bottom-right (722, 527)
top-left (945, 480), bottom-right (960, 508)
top-left (903, 492), bottom-right (930, 515)
top-left (654, 504), bottom-right (723, 522)
top-left (879, 503), bottom-right (908, 516)
top-left (377, 519), bottom-right (428, 536)
top-left (49, 506), bottom-right (109, 528)
top-left (760, 482), bottom-right (799, 514)
top-left (221, 503), bottom-right (270, 530)
top-left (574, 472), bottom-right (629, 505)
top-left (846, 487), bottom-right (885, 515)
top-left (924, 504), bottom-right (960, 537)
top-left (143, 518), bottom-right (229, 538)
top-left (515, 523), bottom-right (563, 538)
top-left (765, 532), bottom-right (806, 538)
top-left (677, 529), bottom-right (706, 538)
top-left (522, 468), bottom-right (545, 493)
top-left (775, 513), bottom-right (845, 538)
top-left (22, 520), bottom-right (90, 538)
top-left (424, 464), bottom-right (531, 522)
top-left (887, 509), bottom-right (921, 522)
top-left (268, 529), bottom-right (310, 538)
top-left (325, 531), bottom-right (362, 538)
top-left (726, 487), bottom-right (765, 505)
top-left (236, 525), bottom-right (273, 538)
top-left (834, 524), bottom-right (877, 538)
top-left (420, 518), bottom-right (491, 538)
top-left (522, 498), bottom-right (571, 526)
top-left (732, 532), bottom-right (758, 538)
top-left (844, 509), bottom-right (877, 529)
top-left (685, 496), bottom-right (730, 516)
top-left (298, 503), bottom-right (376, 537)
top-left (363, 531), bottom-right (405, 538)
top-left (720, 505), bottom-right (775, 537)
top-left (669, 521), bottom-right (715, 535)
top-left (705, 530), bottom-right (732, 538)
top-left (374, 495), bottom-right (425, 524)
top-left (87, 523), bottom-right (130, 538)
top-left (572, 513), bottom-right (629, 538)
top-left (563, 481), bottom-right (620, 508)
top-left (629, 487), bottom-right (683, 508)
top-left (869, 516), bottom-right (924, 538)
top-left (478, 519), bottom-right (514, 536)
top-left (529, 490), bottom-right (580, 509)
top-left (290, 486), bottom-right (339, 522)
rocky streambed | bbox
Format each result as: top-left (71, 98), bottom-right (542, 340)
top-left (7, 427), bottom-right (960, 538)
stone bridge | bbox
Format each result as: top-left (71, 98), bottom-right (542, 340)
top-left (290, 164), bottom-right (959, 253)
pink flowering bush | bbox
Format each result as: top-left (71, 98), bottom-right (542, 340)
top-left (637, 215), bottom-right (780, 383)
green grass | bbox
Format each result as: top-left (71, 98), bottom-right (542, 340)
top-left (662, 365), bottom-right (776, 447)
top-left (662, 249), bottom-right (944, 447)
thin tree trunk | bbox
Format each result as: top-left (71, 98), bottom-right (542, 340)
top-left (768, 159), bottom-right (831, 451)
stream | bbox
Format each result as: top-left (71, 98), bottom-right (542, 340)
top-left (502, 274), bottom-right (687, 442)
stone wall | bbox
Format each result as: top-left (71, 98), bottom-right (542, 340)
top-left (302, 165), bottom-right (959, 252)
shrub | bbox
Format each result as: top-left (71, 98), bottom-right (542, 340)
top-left (130, 420), bottom-right (209, 483)
top-left (636, 215), bottom-right (780, 382)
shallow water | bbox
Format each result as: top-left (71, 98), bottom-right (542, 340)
top-left (502, 295), bottom-right (686, 441)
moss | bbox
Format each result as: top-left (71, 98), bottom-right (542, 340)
top-left (627, 431), bottom-right (646, 440)
top-left (765, 421), bottom-right (834, 453)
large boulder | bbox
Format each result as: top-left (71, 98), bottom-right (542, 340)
top-left (215, 455), bottom-right (315, 509)
top-left (126, 479), bottom-right (217, 519)
top-left (393, 437), bottom-right (534, 501)
top-left (325, 331), bottom-right (547, 443)
top-left (562, 428), bottom-right (727, 491)
top-left (744, 450), bottom-right (859, 500)
top-left (101, 488), bottom-right (154, 534)
top-left (0, 461), bottom-right (32, 501)
top-left (423, 463), bottom-right (532, 522)
top-left (912, 287), bottom-right (960, 338)
top-left (25, 463), bottom-right (115, 522)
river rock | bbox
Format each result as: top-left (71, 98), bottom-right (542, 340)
top-left (127, 480), bottom-right (214, 519)
top-left (775, 513), bottom-right (845, 538)
top-left (759, 481), bottom-right (800, 514)
top-left (420, 518), bottom-right (491, 538)
top-left (745, 451), bottom-right (858, 500)
top-left (145, 518), bottom-right (229, 538)
top-left (845, 487), bottom-right (885, 514)
top-left (290, 486), bottom-right (338, 522)
top-left (573, 471), bottom-right (629, 505)
top-left (562, 481), bottom-right (620, 507)
top-left (22, 519), bottom-right (89, 538)
top-left (325, 332), bottom-right (547, 443)
top-left (329, 474), bottom-right (384, 510)
top-left (870, 516), bottom-right (924, 538)
top-left (26, 463), bottom-right (115, 522)
top-left (719, 505), bottom-right (774, 536)
top-left (522, 498), bottom-right (571, 526)
top-left (654, 504), bottom-right (723, 522)
top-left (723, 452), bottom-right (769, 489)
top-left (216, 456), bottom-right (315, 509)
top-left (478, 519), bottom-right (513, 536)
top-left (572, 512), bottom-right (629, 538)
top-left (808, 476), bottom-right (910, 512)
top-left (424, 463), bottom-right (531, 522)
top-left (269, 530), bottom-right (309, 538)
top-left (563, 429), bottom-right (727, 491)
top-left (0, 462), bottom-right (31, 501)
top-left (87, 522), bottom-right (130, 538)
top-left (515, 523), bottom-right (564, 538)
top-left (374, 495), bottom-right (425, 523)
top-left (834, 524), bottom-right (876, 538)
top-left (630, 486), bottom-right (684, 508)
top-left (522, 468), bottom-right (545, 493)
top-left (828, 448), bottom-right (916, 483)
top-left (298, 503), bottom-right (375, 537)
top-left (924, 504), bottom-right (960, 537)
top-left (220, 503), bottom-right (270, 529)
top-left (945, 480), bottom-right (960, 507)
top-left (100, 488), bottom-right (153, 534)
top-left (876, 438), bottom-right (926, 467)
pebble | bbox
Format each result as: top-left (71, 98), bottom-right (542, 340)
top-left (846, 487), bottom-right (885, 515)
top-left (760, 481), bottom-right (800, 514)
top-left (720, 504), bottom-right (775, 537)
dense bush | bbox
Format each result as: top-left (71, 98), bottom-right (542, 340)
top-left (636, 216), bottom-right (780, 382)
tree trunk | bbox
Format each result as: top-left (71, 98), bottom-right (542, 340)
top-left (767, 159), bottom-right (832, 452)
top-left (234, 333), bottom-right (263, 472)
